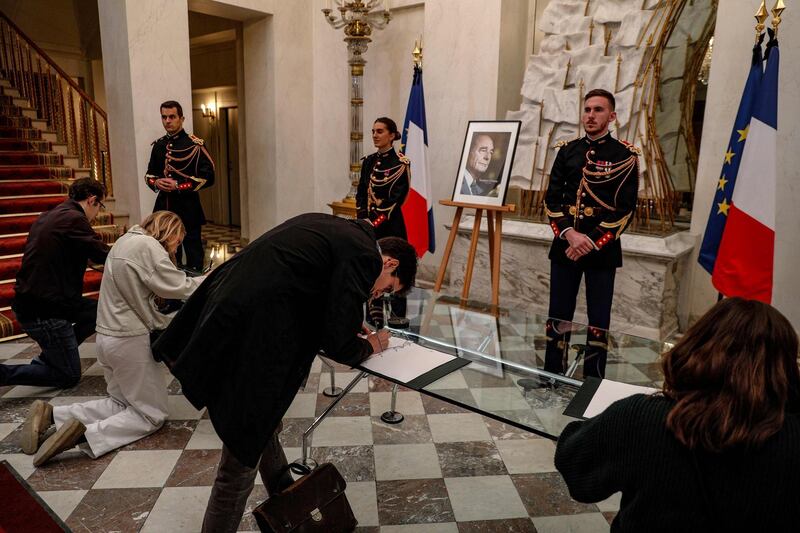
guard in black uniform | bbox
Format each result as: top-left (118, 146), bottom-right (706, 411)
top-left (145, 100), bottom-right (215, 271)
top-left (357, 117), bottom-right (411, 324)
top-left (544, 89), bottom-right (639, 379)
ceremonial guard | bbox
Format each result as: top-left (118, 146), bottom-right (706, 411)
top-left (544, 89), bottom-right (639, 379)
top-left (145, 101), bottom-right (215, 271)
top-left (356, 117), bottom-right (410, 240)
top-left (357, 117), bottom-right (411, 324)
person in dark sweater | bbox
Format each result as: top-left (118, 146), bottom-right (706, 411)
top-left (555, 297), bottom-right (800, 532)
top-left (1, 178), bottom-right (109, 390)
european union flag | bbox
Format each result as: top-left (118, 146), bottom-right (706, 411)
top-left (698, 35), bottom-right (764, 274)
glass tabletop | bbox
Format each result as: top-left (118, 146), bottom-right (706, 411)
top-left (391, 288), bottom-right (669, 439)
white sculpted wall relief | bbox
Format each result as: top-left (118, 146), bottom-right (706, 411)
top-left (509, 0), bottom-right (715, 232)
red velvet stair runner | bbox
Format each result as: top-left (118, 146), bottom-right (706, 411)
top-left (0, 79), bottom-right (117, 340)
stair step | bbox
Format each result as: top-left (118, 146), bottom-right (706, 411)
top-left (0, 180), bottom-right (65, 196)
top-left (20, 108), bottom-right (37, 119)
top-left (12, 97), bottom-right (29, 108)
top-left (0, 151), bottom-right (63, 166)
top-left (30, 118), bottom-right (48, 129)
top-left (0, 166), bottom-right (73, 180)
top-left (0, 194), bottom-right (65, 215)
top-left (1, 87), bottom-right (20, 97)
top-left (0, 139), bottom-right (51, 152)
top-left (0, 127), bottom-right (41, 140)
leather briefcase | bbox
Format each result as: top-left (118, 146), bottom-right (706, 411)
top-left (253, 463), bottom-right (357, 532)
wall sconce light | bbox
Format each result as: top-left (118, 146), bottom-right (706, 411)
top-left (201, 102), bottom-right (216, 120)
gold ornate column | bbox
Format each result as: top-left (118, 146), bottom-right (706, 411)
top-left (322, 1), bottom-right (391, 218)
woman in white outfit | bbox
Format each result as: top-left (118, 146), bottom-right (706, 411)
top-left (21, 211), bottom-right (203, 466)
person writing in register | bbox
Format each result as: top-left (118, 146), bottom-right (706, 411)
top-left (555, 297), bottom-right (800, 531)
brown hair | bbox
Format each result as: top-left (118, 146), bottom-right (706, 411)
top-left (662, 297), bottom-right (800, 452)
top-left (374, 117), bottom-right (401, 141)
top-left (584, 88), bottom-right (615, 110)
top-left (140, 211), bottom-right (186, 263)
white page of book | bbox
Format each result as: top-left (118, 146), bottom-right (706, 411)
top-left (360, 337), bottom-right (457, 384)
top-left (583, 379), bottom-right (659, 418)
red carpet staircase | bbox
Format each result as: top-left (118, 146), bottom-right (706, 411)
top-left (0, 78), bottom-right (120, 340)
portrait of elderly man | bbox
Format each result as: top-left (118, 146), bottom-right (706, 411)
top-left (460, 132), bottom-right (501, 197)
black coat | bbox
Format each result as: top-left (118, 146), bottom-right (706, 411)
top-left (356, 147), bottom-right (410, 239)
top-left (153, 213), bottom-right (381, 467)
top-left (545, 132), bottom-right (639, 269)
top-left (145, 129), bottom-right (215, 229)
top-left (13, 199), bottom-right (109, 320)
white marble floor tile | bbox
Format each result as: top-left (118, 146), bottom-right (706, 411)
top-left (532, 513), bottom-right (611, 533)
top-left (470, 387), bottom-right (529, 411)
top-left (427, 413), bottom-right (492, 443)
top-left (346, 480), bottom-right (379, 526)
top-left (380, 524), bottom-right (459, 532)
top-left (374, 443), bottom-right (442, 481)
top-left (445, 475), bottom-right (528, 522)
top-left (616, 346), bottom-right (662, 364)
top-left (78, 343), bottom-right (97, 358)
top-left (0, 422), bottom-right (19, 440)
top-left (596, 491), bottom-right (621, 512)
top-left (312, 416), bottom-right (373, 447)
top-left (310, 357), bottom-right (323, 373)
top-left (425, 370), bottom-right (468, 390)
top-left (185, 419), bottom-right (222, 450)
top-left (317, 372), bottom-right (369, 394)
top-left (140, 486), bottom-right (212, 533)
top-left (0, 453), bottom-right (35, 479)
top-left (604, 363), bottom-right (652, 383)
top-left (369, 391), bottom-right (425, 416)
top-left (495, 438), bottom-right (557, 474)
top-left (3, 384), bottom-right (61, 398)
top-left (93, 450), bottom-right (182, 489)
top-left (0, 343), bottom-right (30, 359)
top-left (82, 362), bottom-right (106, 376)
top-left (37, 489), bottom-right (87, 520)
top-left (284, 393), bottom-right (317, 418)
top-left (167, 395), bottom-right (205, 420)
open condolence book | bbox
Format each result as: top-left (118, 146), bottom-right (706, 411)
top-left (564, 377), bottom-right (659, 420)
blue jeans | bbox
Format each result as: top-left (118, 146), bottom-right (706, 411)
top-left (1, 298), bottom-right (96, 388)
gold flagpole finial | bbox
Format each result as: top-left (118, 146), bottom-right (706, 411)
top-left (755, 1), bottom-right (768, 39)
top-left (771, 0), bottom-right (786, 34)
top-left (412, 37), bottom-right (423, 68)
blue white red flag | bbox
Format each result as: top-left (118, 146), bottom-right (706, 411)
top-left (698, 36), bottom-right (763, 276)
top-left (401, 65), bottom-right (435, 257)
top-left (712, 31), bottom-right (778, 302)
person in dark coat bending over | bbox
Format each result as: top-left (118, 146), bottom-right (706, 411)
top-left (544, 88), bottom-right (639, 379)
top-left (144, 100), bottom-right (215, 271)
top-left (152, 213), bottom-right (417, 532)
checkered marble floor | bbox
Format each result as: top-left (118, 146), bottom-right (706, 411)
top-left (0, 337), bottom-right (622, 532)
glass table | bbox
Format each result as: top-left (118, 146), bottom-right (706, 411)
top-left (298, 288), bottom-right (669, 466)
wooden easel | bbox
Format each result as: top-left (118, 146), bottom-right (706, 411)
top-left (434, 199), bottom-right (515, 307)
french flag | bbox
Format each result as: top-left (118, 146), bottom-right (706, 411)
top-left (401, 65), bottom-right (435, 257)
top-left (712, 33), bottom-right (779, 303)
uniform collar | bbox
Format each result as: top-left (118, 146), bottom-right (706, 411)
top-left (377, 147), bottom-right (395, 158)
top-left (166, 129), bottom-right (187, 140)
top-left (584, 131), bottom-right (612, 145)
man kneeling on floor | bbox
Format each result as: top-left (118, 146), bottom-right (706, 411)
top-left (152, 213), bottom-right (417, 532)
top-left (1, 178), bottom-right (109, 389)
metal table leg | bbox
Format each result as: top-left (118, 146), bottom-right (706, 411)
top-left (321, 357), bottom-right (343, 397)
top-left (380, 382), bottom-right (404, 424)
top-left (294, 371), bottom-right (366, 469)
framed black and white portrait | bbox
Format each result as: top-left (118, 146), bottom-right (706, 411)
top-left (452, 120), bottom-right (521, 207)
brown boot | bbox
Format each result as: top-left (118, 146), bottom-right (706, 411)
top-left (20, 400), bottom-right (54, 455)
top-left (33, 418), bottom-right (86, 467)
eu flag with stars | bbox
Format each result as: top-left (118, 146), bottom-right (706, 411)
top-left (698, 36), bottom-right (764, 274)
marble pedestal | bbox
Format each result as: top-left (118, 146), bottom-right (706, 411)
top-left (445, 217), bottom-right (696, 341)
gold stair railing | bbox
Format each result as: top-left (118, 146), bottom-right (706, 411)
top-left (0, 11), bottom-right (113, 196)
